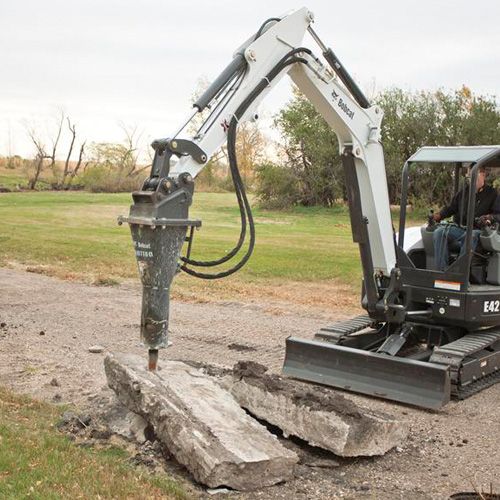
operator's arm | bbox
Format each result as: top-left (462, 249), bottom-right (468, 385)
top-left (491, 191), bottom-right (500, 223)
top-left (435, 191), bottom-right (461, 221)
top-left (478, 187), bottom-right (500, 224)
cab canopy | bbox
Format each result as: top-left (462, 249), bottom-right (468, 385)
top-left (408, 145), bottom-right (500, 164)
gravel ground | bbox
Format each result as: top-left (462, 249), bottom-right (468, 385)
top-left (0, 267), bottom-right (499, 499)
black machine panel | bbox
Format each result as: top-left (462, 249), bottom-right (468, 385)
top-left (404, 284), bottom-right (500, 330)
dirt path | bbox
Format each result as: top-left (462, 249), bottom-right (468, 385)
top-left (1, 268), bottom-right (499, 499)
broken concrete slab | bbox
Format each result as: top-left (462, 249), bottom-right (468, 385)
top-left (95, 394), bottom-right (149, 444)
top-left (104, 353), bottom-right (298, 490)
top-left (224, 361), bottom-right (408, 457)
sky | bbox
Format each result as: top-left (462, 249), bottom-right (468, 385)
top-left (1, 0), bottom-right (499, 160)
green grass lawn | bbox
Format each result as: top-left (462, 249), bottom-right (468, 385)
top-left (0, 387), bottom-right (188, 499)
top-left (0, 191), bottom-right (362, 286)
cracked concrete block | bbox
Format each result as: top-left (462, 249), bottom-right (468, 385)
top-left (94, 393), bottom-right (149, 443)
top-left (225, 361), bottom-right (408, 457)
top-left (104, 354), bottom-right (297, 490)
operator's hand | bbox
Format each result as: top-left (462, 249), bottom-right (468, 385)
top-left (478, 214), bottom-right (492, 226)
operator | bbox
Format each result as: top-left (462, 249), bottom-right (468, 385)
top-left (432, 165), bottom-right (500, 271)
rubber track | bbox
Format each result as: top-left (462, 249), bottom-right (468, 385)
top-left (455, 369), bottom-right (500, 400)
top-left (429, 329), bottom-right (500, 399)
top-left (315, 315), bottom-right (375, 343)
top-left (450, 493), bottom-right (500, 500)
top-left (430, 330), bottom-right (500, 369)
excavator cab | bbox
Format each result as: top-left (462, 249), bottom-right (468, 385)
top-left (284, 146), bottom-right (500, 410)
top-left (396, 146), bottom-right (500, 327)
top-left (399, 146), bottom-right (500, 285)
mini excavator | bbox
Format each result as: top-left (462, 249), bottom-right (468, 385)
top-left (119, 7), bottom-right (500, 409)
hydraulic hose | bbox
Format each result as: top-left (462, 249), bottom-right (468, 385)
top-left (181, 48), bottom-right (310, 279)
top-left (255, 17), bottom-right (281, 39)
top-left (182, 69), bottom-right (249, 268)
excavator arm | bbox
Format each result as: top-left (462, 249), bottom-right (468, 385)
top-left (119, 7), bottom-right (397, 369)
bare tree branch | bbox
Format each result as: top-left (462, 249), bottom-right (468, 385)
top-left (119, 123), bottom-right (144, 178)
top-left (68, 141), bottom-right (87, 186)
top-left (26, 126), bottom-right (50, 189)
top-left (48, 110), bottom-right (65, 172)
top-left (61, 117), bottom-right (77, 187)
top-left (130, 163), bottom-right (152, 176)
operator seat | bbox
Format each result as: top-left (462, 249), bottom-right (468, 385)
top-left (480, 227), bottom-right (500, 285)
top-left (421, 222), bottom-right (500, 283)
top-left (420, 225), bottom-right (436, 270)
top-left (420, 224), bottom-right (463, 271)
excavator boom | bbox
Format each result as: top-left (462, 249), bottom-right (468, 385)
top-left (119, 7), bottom-right (500, 409)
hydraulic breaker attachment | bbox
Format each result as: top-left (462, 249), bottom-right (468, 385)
top-left (119, 138), bottom-right (203, 370)
top-left (283, 336), bottom-right (451, 410)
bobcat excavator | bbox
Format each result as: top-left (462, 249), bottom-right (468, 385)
top-left (118, 7), bottom-right (500, 410)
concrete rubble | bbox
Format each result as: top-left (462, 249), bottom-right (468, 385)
top-left (223, 361), bottom-right (408, 457)
top-left (104, 353), bottom-right (298, 490)
top-left (94, 393), bottom-right (150, 444)
top-left (88, 345), bottom-right (105, 353)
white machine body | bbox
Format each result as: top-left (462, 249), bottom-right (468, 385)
top-left (169, 7), bottom-right (397, 276)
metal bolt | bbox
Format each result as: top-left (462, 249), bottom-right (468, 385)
top-left (247, 49), bottom-right (256, 62)
top-left (355, 147), bottom-right (361, 156)
top-left (201, 155), bottom-right (207, 162)
top-left (171, 141), bottom-right (178, 149)
top-left (163, 179), bottom-right (172, 190)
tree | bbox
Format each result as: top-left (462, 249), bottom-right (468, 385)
top-left (46, 110), bottom-right (64, 179)
top-left (233, 122), bottom-right (266, 185)
top-left (273, 87), bottom-right (342, 206)
top-left (255, 161), bottom-right (300, 209)
top-left (26, 124), bottom-right (52, 190)
top-left (66, 140), bottom-right (87, 187)
top-left (80, 127), bottom-right (146, 192)
top-left (379, 86), bottom-right (500, 207)
top-left (261, 86), bottom-right (500, 208)
top-left (25, 111), bottom-right (87, 190)
top-left (60, 117), bottom-right (77, 188)
top-left (215, 121), bottom-right (267, 188)
top-left (189, 77), bottom-right (268, 190)
top-left (377, 88), bottom-right (445, 204)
